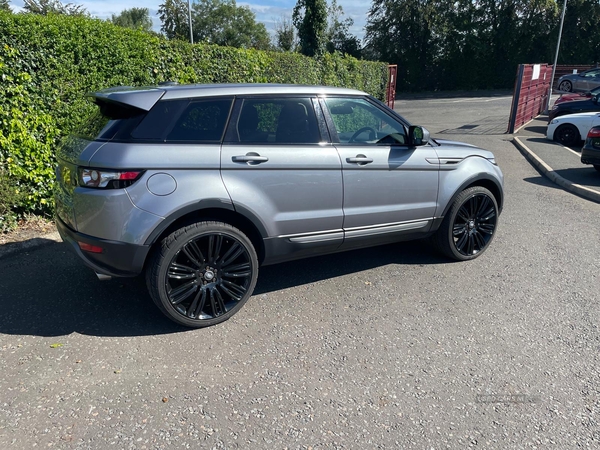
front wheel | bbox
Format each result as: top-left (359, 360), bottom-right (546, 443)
top-left (432, 186), bottom-right (499, 261)
top-left (558, 80), bottom-right (573, 92)
top-left (146, 221), bottom-right (258, 328)
top-left (554, 124), bottom-right (580, 147)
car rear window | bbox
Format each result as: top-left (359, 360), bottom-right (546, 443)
top-left (75, 101), bottom-right (146, 141)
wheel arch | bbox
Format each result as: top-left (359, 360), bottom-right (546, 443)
top-left (144, 204), bottom-right (267, 265)
top-left (440, 175), bottom-right (503, 219)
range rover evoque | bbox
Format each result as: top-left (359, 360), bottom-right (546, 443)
top-left (55, 83), bottom-right (504, 328)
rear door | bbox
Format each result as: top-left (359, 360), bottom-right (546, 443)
top-left (320, 96), bottom-right (439, 249)
top-left (220, 96), bottom-right (344, 258)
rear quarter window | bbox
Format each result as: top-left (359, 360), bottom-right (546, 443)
top-left (131, 100), bottom-right (188, 141)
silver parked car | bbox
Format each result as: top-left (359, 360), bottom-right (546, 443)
top-left (55, 84), bottom-right (504, 328)
top-left (557, 68), bottom-right (600, 92)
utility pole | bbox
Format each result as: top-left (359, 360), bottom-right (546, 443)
top-left (188, 0), bottom-right (194, 44)
top-left (547, 0), bottom-right (567, 113)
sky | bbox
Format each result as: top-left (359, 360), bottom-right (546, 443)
top-left (8, 1), bottom-right (371, 42)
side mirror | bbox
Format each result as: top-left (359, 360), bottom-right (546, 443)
top-left (593, 95), bottom-right (598, 104)
top-left (408, 125), bottom-right (430, 146)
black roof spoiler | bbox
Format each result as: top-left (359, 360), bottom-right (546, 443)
top-left (86, 86), bottom-right (166, 112)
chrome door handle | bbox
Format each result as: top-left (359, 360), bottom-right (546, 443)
top-left (346, 155), bottom-right (373, 165)
top-left (232, 153), bottom-right (269, 164)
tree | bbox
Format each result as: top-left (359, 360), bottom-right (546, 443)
top-left (559, 0), bottom-right (600, 65)
top-left (158, 0), bottom-right (189, 41)
top-left (23, 0), bottom-right (87, 16)
top-left (159, 0), bottom-right (270, 50)
top-left (274, 15), bottom-right (297, 52)
top-left (366, 0), bottom-right (442, 90)
top-left (0, 0), bottom-right (11, 12)
top-left (365, 0), bottom-right (562, 91)
top-left (191, 0), bottom-right (270, 50)
top-left (111, 7), bottom-right (153, 32)
top-left (326, 0), bottom-right (360, 57)
top-left (292, 0), bottom-right (328, 57)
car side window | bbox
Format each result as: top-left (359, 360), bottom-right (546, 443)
top-left (235, 97), bottom-right (320, 144)
top-left (166, 98), bottom-right (232, 142)
top-left (584, 69), bottom-right (600, 78)
top-left (323, 97), bottom-right (406, 145)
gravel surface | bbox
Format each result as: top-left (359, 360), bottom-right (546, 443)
top-left (1, 95), bottom-right (599, 449)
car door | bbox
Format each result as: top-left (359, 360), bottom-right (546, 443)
top-left (580, 69), bottom-right (600, 91)
top-left (221, 96), bottom-right (344, 262)
top-left (320, 96), bottom-right (439, 250)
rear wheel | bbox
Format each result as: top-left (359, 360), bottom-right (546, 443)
top-left (146, 221), bottom-right (258, 328)
top-left (554, 124), bottom-right (580, 146)
top-left (433, 186), bottom-right (499, 261)
top-left (594, 165), bottom-right (600, 172)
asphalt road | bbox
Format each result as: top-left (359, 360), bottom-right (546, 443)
top-left (2, 94), bottom-right (600, 449)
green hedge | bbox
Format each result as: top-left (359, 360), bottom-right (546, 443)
top-left (0, 12), bottom-right (388, 231)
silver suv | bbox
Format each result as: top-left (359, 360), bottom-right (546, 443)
top-left (55, 84), bottom-right (503, 327)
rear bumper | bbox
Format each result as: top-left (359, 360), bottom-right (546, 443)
top-left (581, 144), bottom-right (600, 165)
top-left (56, 216), bottom-right (150, 277)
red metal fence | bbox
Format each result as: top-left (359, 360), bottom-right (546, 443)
top-left (507, 63), bottom-right (553, 133)
top-left (386, 65), bottom-right (397, 109)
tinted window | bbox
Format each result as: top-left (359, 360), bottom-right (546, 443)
top-left (584, 69), bottom-right (600, 78)
top-left (75, 102), bottom-right (145, 141)
top-left (167, 98), bottom-right (232, 142)
top-left (236, 97), bottom-right (320, 144)
top-left (323, 97), bottom-right (406, 145)
top-left (132, 99), bottom-right (188, 141)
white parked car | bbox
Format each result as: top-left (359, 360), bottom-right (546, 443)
top-left (547, 111), bottom-right (600, 146)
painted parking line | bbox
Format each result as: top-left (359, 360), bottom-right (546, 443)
top-left (561, 145), bottom-right (582, 158)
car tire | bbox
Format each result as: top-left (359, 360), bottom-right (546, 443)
top-left (146, 221), bottom-right (258, 328)
top-left (558, 80), bottom-right (573, 92)
top-left (432, 186), bottom-right (499, 261)
top-left (554, 124), bottom-right (580, 146)
top-left (594, 165), bottom-right (600, 172)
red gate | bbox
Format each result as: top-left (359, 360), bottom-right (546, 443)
top-left (508, 63), bottom-right (553, 133)
top-left (386, 65), bottom-right (397, 109)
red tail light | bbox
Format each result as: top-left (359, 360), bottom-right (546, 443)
top-left (78, 168), bottom-right (143, 189)
top-left (587, 127), bottom-right (600, 139)
top-left (78, 242), bottom-right (104, 253)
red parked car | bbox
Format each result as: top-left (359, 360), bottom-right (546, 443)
top-left (554, 86), bottom-right (600, 106)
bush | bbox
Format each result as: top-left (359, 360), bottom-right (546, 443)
top-left (0, 169), bottom-right (24, 233)
top-left (0, 11), bottom-right (389, 221)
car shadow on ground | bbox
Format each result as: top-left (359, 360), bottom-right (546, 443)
top-left (554, 168), bottom-right (600, 187)
top-left (0, 239), bottom-right (448, 338)
top-left (523, 126), bottom-right (548, 135)
top-left (255, 240), bottom-right (447, 296)
top-left (526, 136), bottom-right (582, 151)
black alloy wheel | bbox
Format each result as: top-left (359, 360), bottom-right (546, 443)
top-left (554, 124), bottom-right (580, 147)
top-left (147, 221), bottom-right (258, 328)
top-left (433, 186), bottom-right (499, 261)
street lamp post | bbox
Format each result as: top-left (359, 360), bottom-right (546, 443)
top-left (188, 0), bottom-right (194, 44)
top-left (547, 0), bottom-right (568, 112)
